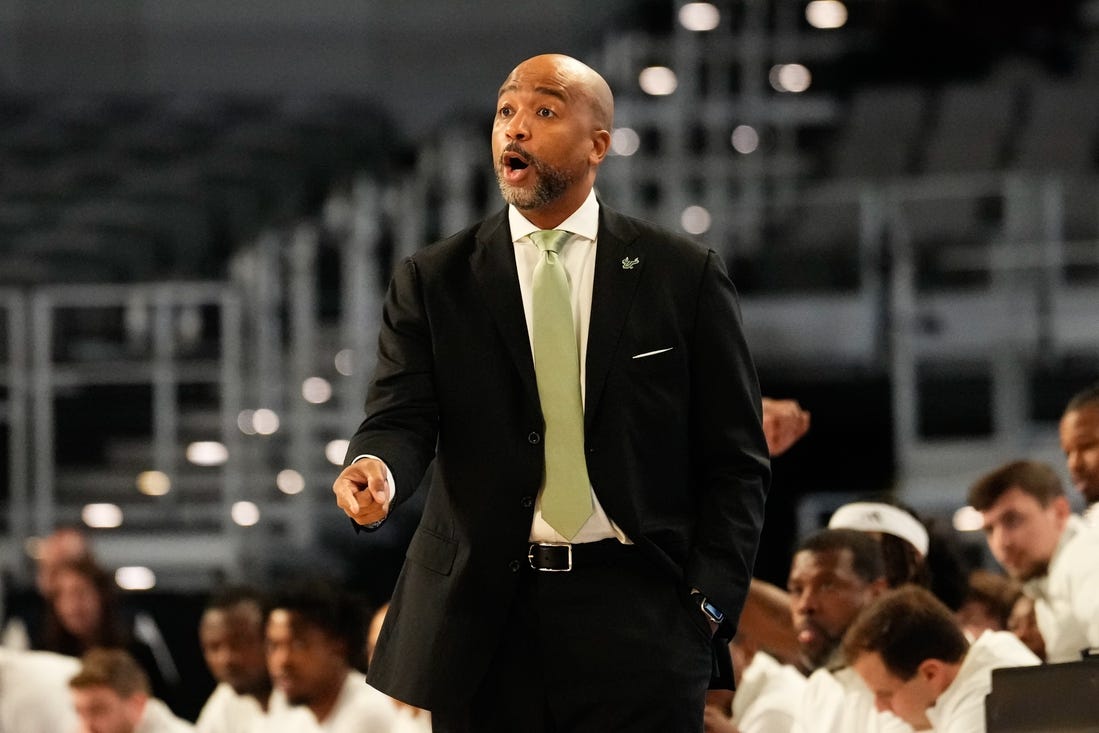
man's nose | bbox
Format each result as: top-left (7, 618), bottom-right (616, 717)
top-left (792, 588), bottom-right (815, 615)
top-left (505, 111), bottom-right (529, 140)
top-left (989, 526), bottom-right (1013, 555)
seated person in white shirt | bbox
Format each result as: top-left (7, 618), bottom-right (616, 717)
top-left (738, 501), bottom-right (935, 669)
top-left (1006, 593), bottom-right (1045, 660)
top-left (69, 647), bottom-right (192, 733)
top-left (968, 459), bottom-right (1099, 662)
top-left (264, 581), bottom-right (394, 732)
top-left (703, 631), bottom-right (806, 733)
top-left (844, 585), bottom-right (1040, 733)
top-left (954, 569), bottom-right (1020, 641)
top-left (195, 586), bottom-right (272, 732)
top-left (0, 647), bottom-right (80, 733)
top-left (787, 529), bottom-right (912, 733)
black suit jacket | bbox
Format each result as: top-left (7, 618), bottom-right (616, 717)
top-left (349, 203), bottom-right (770, 711)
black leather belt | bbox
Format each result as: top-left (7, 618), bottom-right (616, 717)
top-left (527, 539), bottom-right (631, 571)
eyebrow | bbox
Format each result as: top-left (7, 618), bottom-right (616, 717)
top-left (497, 83), bottom-right (569, 104)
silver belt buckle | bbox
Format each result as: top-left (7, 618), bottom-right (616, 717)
top-left (528, 542), bottom-right (573, 572)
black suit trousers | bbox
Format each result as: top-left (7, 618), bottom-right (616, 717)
top-left (432, 541), bottom-right (714, 733)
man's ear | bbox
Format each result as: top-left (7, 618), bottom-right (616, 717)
top-left (125, 693), bottom-right (149, 725)
top-left (1051, 495), bottom-right (1071, 525)
top-left (589, 129), bottom-right (611, 165)
top-left (917, 658), bottom-right (950, 693)
top-left (867, 577), bottom-right (890, 599)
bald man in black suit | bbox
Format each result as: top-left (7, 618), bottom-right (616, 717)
top-left (333, 53), bottom-right (770, 733)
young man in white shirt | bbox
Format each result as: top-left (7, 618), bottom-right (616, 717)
top-left (68, 647), bottom-right (192, 733)
top-left (844, 586), bottom-right (1040, 732)
top-left (968, 459), bottom-right (1099, 662)
top-left (195, 587), bottom-right (273, 733)
top-left (263, 581), bottom-right (394, 733)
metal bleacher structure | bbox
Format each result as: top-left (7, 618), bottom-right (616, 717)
top-left (3, 3), bottom-right (1099, 591)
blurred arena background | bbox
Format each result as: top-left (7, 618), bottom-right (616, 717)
top-left (2, 0), bottom-right (1098, 716)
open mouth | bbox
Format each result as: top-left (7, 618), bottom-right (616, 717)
top-left (505, 152), bottom-right (529, 171)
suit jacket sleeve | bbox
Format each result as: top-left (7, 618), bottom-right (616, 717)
top-left (344, 256), bottom-right (438, 510)
top-left (685, 250), bottom-right (770, 636)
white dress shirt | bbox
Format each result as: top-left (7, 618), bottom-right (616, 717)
top-left (134, 698), bottom-right (194, 733)
top-left (1024, 514), bottom-right (1099, 662)
top-left (794, 666), bottom-right (913, 733)
top-left (924, 631), bottom-right (1040, 733)
top-left (0, 649), bottom-right (79, 733)
top-left (195, 682), bottom-right (267, 733)
top-left (261, 671), bottom-right (395, 733)
top-left (731, 651), bottom-right (805, 733)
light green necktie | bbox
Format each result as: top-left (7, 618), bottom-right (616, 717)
top-left (530, 229), bottom-right (593, 540)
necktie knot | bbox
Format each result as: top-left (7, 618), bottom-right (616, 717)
top-left (531, 229), bottom-right (571, 256)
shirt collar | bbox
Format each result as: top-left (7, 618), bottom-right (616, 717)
top-left (507, 188), bottom-right (600, 244)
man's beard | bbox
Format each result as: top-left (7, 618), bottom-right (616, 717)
top-left (798, 622), bottom-right (843, 672)
top-left (1077, 477), bottom-right (1099, 505)
top-left (1007, 558), bottom-right (1050, 583)
top-left (495, 145), bottom-right (576, 210)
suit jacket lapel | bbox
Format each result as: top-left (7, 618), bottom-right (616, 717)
top-left (470, 209), bottom-right (540, 407)
top-left (585, 205), bottom-right (642, 429)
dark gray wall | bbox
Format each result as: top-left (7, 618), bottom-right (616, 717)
top-left (0, 0), bottom-right (639, 136)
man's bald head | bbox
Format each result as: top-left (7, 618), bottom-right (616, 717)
top-left (502, 54), bottom-right (614, 131)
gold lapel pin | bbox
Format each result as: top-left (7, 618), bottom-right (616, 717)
top-left (621, 256), bottom-right (639, 270)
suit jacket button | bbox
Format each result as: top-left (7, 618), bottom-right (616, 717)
top-left (509, 560), bottom-right (521, 572)
top-left (527, 432), bottom-right (541, 445)
top-left (521, 496), bottom-right (534, 508)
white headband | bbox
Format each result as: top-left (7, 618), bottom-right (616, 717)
top-left (827, 502), bottom-right (930, 558)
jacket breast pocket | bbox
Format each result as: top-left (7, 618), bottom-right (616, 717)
top-left (626, 346), bottom-right (684, 378)
top-left (405, 526), bottom-right (457, 576)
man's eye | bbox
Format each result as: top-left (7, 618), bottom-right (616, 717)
top-left (499, 107), bottom-right (512, 117)
top-left (537, 108), bottom-right (554, 117)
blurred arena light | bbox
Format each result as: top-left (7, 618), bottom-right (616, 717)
top-left (186, 441), bottom-right (229, 466)
top-left (237, 409), bottom-right (257, 435)
top-left (83, 503), bottom-right (123, 529)
top-left (277, 468), bottom-right (306, 495)
top-left (769, 63), bottom-right (812, 93)
top-left (231, 501), bottom-right (261, 527)
top-left (136, 470), bottom-right (171, 497)
top-left (116, 566), bottom-right (156, 591)
top-left (639, 66), bottom-right (678, 96)
top-left (252, 408), bottom-right (280, 435)
top-left (302, 377), bottom-right (333, 404)
top-left (681, 206), bottom-right (712, 235)
top-left (953, 505), bottom-right (985, 532)
top-left (679, 2), bottom-right (721, 31)
top-left (335, 349), bottom-right (355, 376)
top-left (326, 439), bottom-right (350, 466)
top-left (805, 0), bottom-right (848, 29)
top-left (611, 127), bottom-right (641, 156)
top-left (731, 125), bottom-right (761, 154)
